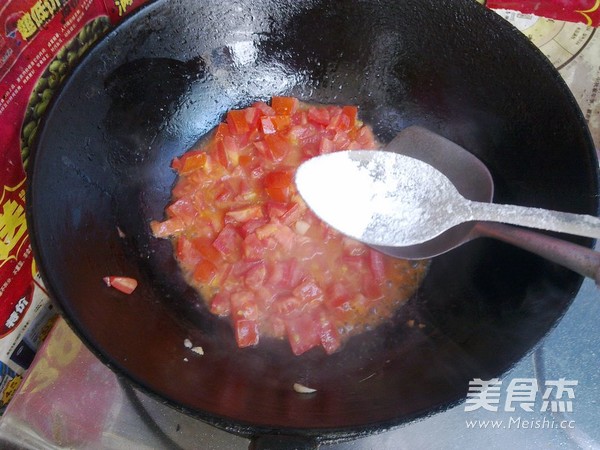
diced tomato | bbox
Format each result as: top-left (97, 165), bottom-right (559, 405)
top-left (263, 134), bottom-right (293, 162)
top-left (192, 237), bottom-right (221, 263)
top-left (235, 319), bottom-right (260, 347)
top-left (166, 198), bottom-right (197, 223)
top-left (260, 116), bottom-right (277, 135)
top-left (368, 248), bottom-right (387, 283)
top-left (103, 276), bottom-right (138, 295)
top-left (212, 224), bottom-right (243, 260)
top-left (263, 170), bottom-right (292, 189)
top-left (193, 259), bottom-right (217, 283)
top-left (214, 182), bottom-right (236, 206)
top-left (355, 125), bottom-right (377, 148)
top-left (150, 218), bottom-right (185, 238)
top-left (230, 260), bottom-right (261, 277)
top-left (293, 279), bottom-right (323, 302)
top-left (270, 223), bottom-right (297, 251)
top-left (244, 261), bottom-right (267, 289)
top-left (267, 258), bottom-right (300, 290)
top-left (271, 96), bottom-right (299, 115)
top-left (231, 291), bottom-right (259, 320)
top-left (273, 295), bottom-right (302, 316)
top-left (224, 205), bottom-right (264, 224)
top-left (244, 107), bottom-right (261, 129)
top-left (252, 101), bottom-right (275, 116)
top-left (210, 292), bottom-right (231, 316)
top-left (243, 233), bottom-right (266, 259)
top-left (215, 139), bottom-right (231, 169)
top-left (319, 137), bottom-right (335, 154)
top-left (156, 96), bottom-right (428, 356)
top-left (260, 115), bottom-right (292, 135)
top-left (326, 282), bottom-right (352, 309)
top-left (227, 109), bottom-right (251, 135)
top-left (263, 170), bottom-right (293, 202)
top-left (238, 154), bottom-right (253, 168)
top-left (240, 217), bottom-right (269, 237)
top-left (214, 122), bottom-right (230, 141)
top-left (264, 186), bottom-right (287, 203)
top-left (328, 105), bottom-right (357, 131)
top-left (176, 236), bottom-right (203, 268)
top-left (332, 130), bottom-right (351, 150)
top-left (286, 314), bottom-right (321, 355)
top-left (173, 150), bottom-right (208, 173)
top-left (307, 106), bottom-right (330, 126)
top-left (266, 201), bottom-right (290, 220)
top-left (318, 317), bottom-right (342, 354)
top-left (361, 273), bottom-right (383, 299)
top-left (342, 106), bottom-right (358, 126)
top-left (346, 140), bottom-right (363, 150)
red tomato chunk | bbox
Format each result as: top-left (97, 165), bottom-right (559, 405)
top-left (151, 97), bottom-right (428, 355)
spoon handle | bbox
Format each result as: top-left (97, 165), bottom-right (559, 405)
top-left (469, 201), bottom-right (600, 240)
top-left (475, 222), bottom-right (600, 286)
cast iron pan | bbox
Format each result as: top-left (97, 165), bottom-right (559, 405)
top-left (26, 0), bottom-right (598, 446)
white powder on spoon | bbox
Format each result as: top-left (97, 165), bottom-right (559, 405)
top-left (295, 150), bottom-right (451, 246)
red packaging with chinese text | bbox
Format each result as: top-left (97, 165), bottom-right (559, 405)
top-left (0, 0), bottom-right (149, 412)
top-left (486, 0), bottom-right (600, 26)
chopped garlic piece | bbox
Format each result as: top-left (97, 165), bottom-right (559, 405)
top-left (293, 382), bottom-right (316, 394)
top-left (191, 346), bottom-right (204, 355)
top-left (184, 338), bottom-right (192, 348)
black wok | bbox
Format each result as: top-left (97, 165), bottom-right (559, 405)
top-left (26, 0), bottom-right (598, 446)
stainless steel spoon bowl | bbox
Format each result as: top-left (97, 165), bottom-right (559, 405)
top-left (296, 126), bottom-right (600, 284)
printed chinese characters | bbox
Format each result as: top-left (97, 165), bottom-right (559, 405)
top-left (465, 378), bottom-right (578, 413)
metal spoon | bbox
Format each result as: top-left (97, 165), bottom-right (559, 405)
top-left (295, 126), bottom-right (600, 283)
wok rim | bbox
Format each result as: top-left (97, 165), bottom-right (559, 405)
top-left (25, 0), bottom-right (599, 442)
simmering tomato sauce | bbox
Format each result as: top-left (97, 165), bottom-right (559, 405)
top-left (151, 97), bottom-right (428, 355)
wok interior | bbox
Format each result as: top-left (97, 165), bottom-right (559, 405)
top-left (27, 0), bottom-right (598, 439)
